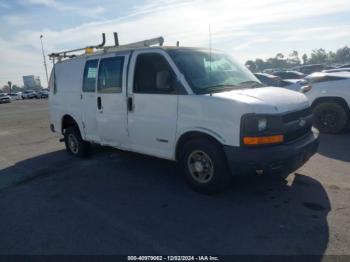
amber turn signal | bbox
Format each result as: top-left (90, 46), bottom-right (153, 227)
top-left (243, 135), bottom-right (284, 145)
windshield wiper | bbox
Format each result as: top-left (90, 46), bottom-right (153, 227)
top-left (239, 80), bottom-right (265, 88)
top-left (196, 85), bottom-right (238, 94)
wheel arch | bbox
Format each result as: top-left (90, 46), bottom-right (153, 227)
top-left (175, 130), bottom-right (224, 161)
top-left (61, 114), bottom-right (83, 136)
top-left (311, 96), bottom-right (350, 115)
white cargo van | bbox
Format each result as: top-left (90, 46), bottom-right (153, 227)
top-left (49, 34), bottom-right (319, 193)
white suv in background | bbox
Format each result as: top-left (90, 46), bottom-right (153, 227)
top-left (49, 36), bottom-right (319, 193)
top-left (302, 72), bottom-right (350, 134)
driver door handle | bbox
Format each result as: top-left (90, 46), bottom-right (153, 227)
top-left (128, 97), bottom-right (133, 111)
top-left (97, 96), bottom-right (102, 110)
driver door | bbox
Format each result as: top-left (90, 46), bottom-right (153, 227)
top-left (127, 51), bottom-right (179, 159)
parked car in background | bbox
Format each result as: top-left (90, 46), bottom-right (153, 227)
top-left (22, 90), bottom-right (37, 99)
top-left (293, 64), bottom-right (325, 74)
top-left (8, 92), bottom-right (23, 100)
top-left (262, 68), bottom-right (280, 74)
top-left (38, 89), bottom-right (49, 98)
top-left (273, 70), bottom-right (305, 79)
top-left (323, 68), bottom-right (350, 73)
top-left (302, 72), bottom-right (350, 134)
top-left (279, 79), bottom-right (306, 92)
top-left (337, 64), bottom-right (350, 69)
top-left (254, 73), bottom-right (281, 86)
top-left (254, 73), bottom-right (305, 91)
top-left (0, 93), bottom-right (11, 103)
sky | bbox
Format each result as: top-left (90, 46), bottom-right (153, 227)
top-left (0, 0), bottom-right (350, 87)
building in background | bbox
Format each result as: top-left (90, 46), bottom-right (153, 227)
top-left (22, 75), bottom-right (41, 89)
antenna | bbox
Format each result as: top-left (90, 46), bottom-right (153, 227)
top-left (114, 32), bottom-right (119, 46)
top-left (209, 24), bottom-right (212, 72)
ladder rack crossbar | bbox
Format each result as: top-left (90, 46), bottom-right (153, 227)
top-left (49, 34), bottom-right (164, 62)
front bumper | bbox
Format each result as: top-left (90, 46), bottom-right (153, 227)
top-left (223, 132), bottom-right (319, 175)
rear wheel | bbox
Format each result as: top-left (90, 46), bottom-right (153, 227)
top-left (180, 138), bottom-right (231, 194)
top-left (64, 126), bottom-right (90, 157)
top-left (313, 102), bottom-right (348, 134)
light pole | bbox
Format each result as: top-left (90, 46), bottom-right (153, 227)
top-left (8, 81), bottom-right (12, 94)
top-left (40, 35), bottom-right (49, 88)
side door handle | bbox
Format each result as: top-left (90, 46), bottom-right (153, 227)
top-left (97, 96), bottom-right (102, 110)
top-left (127, 97), bottom-right (133, 111)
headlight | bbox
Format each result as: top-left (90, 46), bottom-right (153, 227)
top-left (241, 114), bottom-right (284, 146)
top-left (300, 85), bottom-right (312, 93)
top-left (258, 118), bottom-right (267, 132)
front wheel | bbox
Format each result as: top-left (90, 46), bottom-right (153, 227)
top-left (64, 126), bottom-right (90, 157)
top-left (313, 102), bottom-right (348, 134)
top-left (180, 139), bottom-right (231, 194)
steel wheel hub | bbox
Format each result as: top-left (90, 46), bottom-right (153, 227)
top-left (187, 150), bottom-right (214, 184)
top-left (321, 111), bottom-right (337, 127)
top-left (68, 134), bottom-right (79, 154)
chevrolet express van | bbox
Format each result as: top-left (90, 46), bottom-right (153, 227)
top-left (49, 35), bottom-right (319, 193)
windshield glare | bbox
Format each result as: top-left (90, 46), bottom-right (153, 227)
top-left (168, 49), bottom-right (261, 94)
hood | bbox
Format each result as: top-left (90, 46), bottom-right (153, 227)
top-left (211, 87), bottom-right (309, 113)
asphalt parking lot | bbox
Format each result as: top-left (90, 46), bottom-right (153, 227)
top-left (0, 100), bottom-right (349, 256)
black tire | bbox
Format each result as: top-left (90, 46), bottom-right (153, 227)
top-left (180, 138), bottom-right (231, 194)
top-left (313, 102), bottom-right (349, 134)
top-left (64, 126), bottom-right (90, 157)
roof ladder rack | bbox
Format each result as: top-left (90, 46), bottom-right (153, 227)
top-left (103, 35), bottom-right (164, 52)
top-left (121, 36), bottom-right (164, 48)
top-left (49, 33), bottom-right (106, 61)
top-left (48, 33), bottom-right (165, 62)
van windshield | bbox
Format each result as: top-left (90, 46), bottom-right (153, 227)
top-left (168, 49), bottom-right (263, 94)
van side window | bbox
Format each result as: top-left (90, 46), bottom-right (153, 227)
top-left (134, 53), bottom-right (176, 94)
top-left (97, 56), bottom-right (124, 93)
top-left (83, 59), bottom-right (98, 92)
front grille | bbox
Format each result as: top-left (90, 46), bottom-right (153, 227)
top-left (282, 107), bottom-right (313, 143)
top-left (282, 107), bottom-right (312, 123)
top-left (285, 126), bottom-right (311, 142)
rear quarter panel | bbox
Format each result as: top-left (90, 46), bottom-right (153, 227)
top-left (49, 58), bottom-right (85, 135)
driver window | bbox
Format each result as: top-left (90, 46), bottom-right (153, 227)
top-left (133, 53), bottom-right (176, 94)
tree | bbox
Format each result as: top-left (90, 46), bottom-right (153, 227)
top-left (245, 45), bottom-right (350, 73)
top-left (302, 54), bottom-right (308, 64)
top-left (245, 60), bottom-right (257, 71)
top-left (335, 46), bottom-right (350, 64)
top-left (276, 53), bottom-right (284, 60)
top-left (309, 48), bottom-right (328, 64)
top-left (1, 85), bottom-right (10, 93)
top-left (328, 51), bottom-right (337, 64)
top-left (11, 85), bottom-right (21, 92)
top-left (255, 58), bottom-right (265, 71)
top-left (287, 50), bottom-right (300, 66)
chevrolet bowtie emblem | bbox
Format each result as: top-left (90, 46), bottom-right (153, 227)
top-left (298, 118), bottom-right (306, 127)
